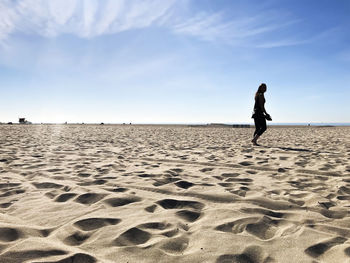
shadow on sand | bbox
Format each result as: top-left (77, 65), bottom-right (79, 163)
top-left (275, 147), bottom-right (312, 152)
top-left (259, 145), bottom-right (312, 152)
top-left (258, 145), bottom-right (341, 155)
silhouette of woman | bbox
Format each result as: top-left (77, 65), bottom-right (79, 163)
top-left (251, 83), bottom-right (271, 145)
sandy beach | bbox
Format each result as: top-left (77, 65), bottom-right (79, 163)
top-left (0, 124), bottom-right (350, 263)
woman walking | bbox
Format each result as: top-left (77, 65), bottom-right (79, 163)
top-left (251, 83), bottom-right (271, 146)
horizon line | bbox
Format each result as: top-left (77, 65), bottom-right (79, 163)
top-left (2, 122), bottom-right (350, 126)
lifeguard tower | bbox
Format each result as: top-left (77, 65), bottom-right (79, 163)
top-left (19, 118), bottom-right (26, 124)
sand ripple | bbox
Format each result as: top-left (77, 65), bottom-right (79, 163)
top-left (0, 124), bottom-right (349, 262)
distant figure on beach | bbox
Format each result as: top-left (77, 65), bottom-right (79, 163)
top-left (251, 83), bottom-right (272, 146)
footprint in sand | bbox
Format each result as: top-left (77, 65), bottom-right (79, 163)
top-left (246, 170), bottom-right (257, 174)
top-left (32, 182), bottom-right (63, 189)
top-left (0, 202), bottom-right (13, 208)
top-left (318, 208), bottom-right (347, 219)
top-left (174, 180), bottom-right (194, 189)
top-left (245, 217), bottom-right (279, 240)
top-left (0, 227), bottom-right (22, 242)
top-left (217, 214), bottom-right (300, 241)
top-left (221, 173), bottom-right (240, 178)
top-left (156, 199), bottom-right (204, 210)
top-left (74, 218), bottom-right (121, 231)
top-left (78, 179), bottom-right (107, 186)
top-left (230, 188), bottom-right (249, 197)
top-left (0, 249), bottom-right (68, 263)
top-left (77, 172), bottom-right (92, 178)
top-left (104, 187), bottom-right (128, 193)
top-left (218, 183), bottom-right (233, 188)
top-left (136, 173), bottom-right (157, 178)
top-left (113, 227), bottom-right (151, 246)
top-left (159, 236), bottom-right (189, 254)
top-left (175, 210), bottom-right (202, 222)
top-left (305, 236), bottom-right (347, 258)
top-left (104, 196), bottom-right (142, 207)
top-left (46, 168), bottom-right (64, 173)
top-left (216, 245), bottom-right (275, 263)
top-left (200, 167), bottom-right (214, 172)
top-left (337, 186), bottom-right (350, 195)
top-left (47, 253), bottom-right (96, 263)
top-left (0, 183), bottom-right (21, 189)
top-left (170, 168), bottom-right (184, 173)
top-left (74, 193), bottom-right (107, 205)
top-left (137, 222), bottom-right (172, 231)
top-left (336, 195), bottom-right (350, 200)
top-left (153, 177), bottom-right (180, 187)
top-left (215, 217), bottom-right (260, 234)
top-left (55, 193), bottom-right (78, 202)
top-left (145, 204), bottom-right (157, 213)
top-left (344, 247), bottom-right (350, 257)
top-left (161, 228), bottom-right (179, 237)
top-left (63, 231), bottom-right (91, 246)
top-left (45, 191), bottom-right (59, 199)
top-left (240, 208), bottom-right (284, 219)
top-left (239, 161), bottom-right (254, 166)
top-left (224, 178), bottom-right (253, 184)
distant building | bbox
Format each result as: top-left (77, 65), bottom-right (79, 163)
top-left (208, 123), bottom-right (250, 128)
top-left (18, 118), bottom-right (31, 124)
top-left (232, 124), bottom-right (250, 128)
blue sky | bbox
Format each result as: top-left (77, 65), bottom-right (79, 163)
top-left (0, 0), bottom-right (349, 124)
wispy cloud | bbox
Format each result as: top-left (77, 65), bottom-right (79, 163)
top-left (172, 10), bottom-right (303, 47)
top-left (0, 0), bottom-right (333, 49)
top-left (256, 26), bottom-right (342, 48)
top-left (0, 0), bottom-right (177, 41)
top-left (0, 1), bottom-right (17, 40)
top-left (255, 39), bottom-right (307, 48)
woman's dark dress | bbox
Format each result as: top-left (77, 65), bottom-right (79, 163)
top-left (253, 93), bottom-right (267, 136)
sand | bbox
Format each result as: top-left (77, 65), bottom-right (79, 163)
top-left (0, 124), bottom-right (350, 263)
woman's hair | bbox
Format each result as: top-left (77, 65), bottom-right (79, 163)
top-left (255, 83), bottom-right (267, 100)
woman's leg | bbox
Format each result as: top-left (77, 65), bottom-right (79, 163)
top-left (252, 117), bottom-right (266, 145)
top-left (252, 117), bottom-right (261, 145)
top-left (252, 134), bottom-right (260, 145)
top-left (253, 117), bottom-right (260, 137)
top-left (257, 118), bottom-right (267, 136)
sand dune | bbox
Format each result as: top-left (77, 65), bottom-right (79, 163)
top-left (0, 124), bottom-right (349, 263)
